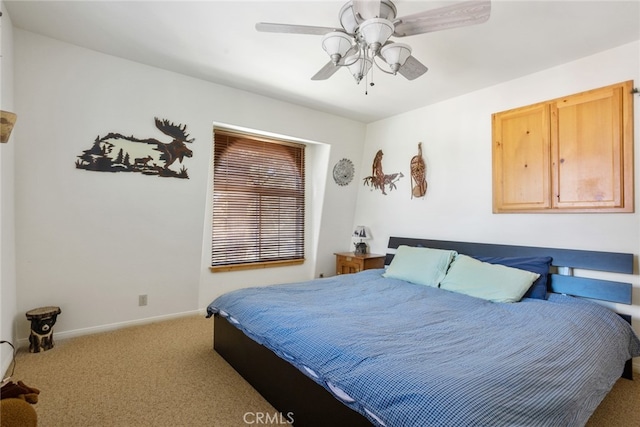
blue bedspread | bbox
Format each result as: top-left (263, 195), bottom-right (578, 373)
top-left (207, 269), bottom-right (640, 427)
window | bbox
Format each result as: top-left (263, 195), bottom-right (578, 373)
top-left (211, 129), bottom-right (305, 271)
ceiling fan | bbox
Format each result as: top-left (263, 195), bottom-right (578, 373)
top-left (256, 0), bottom-right (491, 88)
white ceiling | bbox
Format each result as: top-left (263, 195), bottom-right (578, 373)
top-left (5, 0), bottom-right (640, 123)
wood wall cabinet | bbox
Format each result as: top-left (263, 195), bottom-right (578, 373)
top-left (492, 81), bottom-right (634, 213)
top-left (335, 252), bottom-right (385, 275)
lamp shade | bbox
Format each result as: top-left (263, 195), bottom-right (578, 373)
top-left (380, 43), bottom-right (412, 72)
top-left (345, 55), bottom-right (372, 83)
top-left (322, 32), bottom-right (353, 64)
top-left (353, 226), bottom-right (371, 240)
top-left (358, 18), bottom-right (394, 53)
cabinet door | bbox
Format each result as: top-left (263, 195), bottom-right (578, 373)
top-left (336, 256), bottom-right (362, 275)
top-left (493, 80), bottom-right (634, 213)
top-left (492, 103), bottom-right (551, 212)
top-left (551, 82), bottom-right (631, 211)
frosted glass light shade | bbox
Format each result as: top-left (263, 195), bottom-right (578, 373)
top-left (339, 2), bottom-right (358, 34)
top-left (381, 43), bottom-right (412, 72)
top-left (322, 32), bottom-right (353, 63)
top-left (359, 18), bottom-right (394, 47)
top-left (345, 55), bottom-right (372, 83)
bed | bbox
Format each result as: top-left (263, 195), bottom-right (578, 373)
top-left (207, 237), bottom-right (640, 426)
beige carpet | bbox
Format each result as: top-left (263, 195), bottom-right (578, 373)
top-left (9, 314), bottom-right (639, 426)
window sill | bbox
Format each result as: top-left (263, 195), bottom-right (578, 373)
top-left (210, 258), bottom-right (304, 273)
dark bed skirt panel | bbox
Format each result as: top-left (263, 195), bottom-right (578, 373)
top-left (619, 314), bottom-right (634, 380)
top-left (214, 314), bottom-right (373, 427)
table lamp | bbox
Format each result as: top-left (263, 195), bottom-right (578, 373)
top-left (352, 225), bottom-right (371, 255)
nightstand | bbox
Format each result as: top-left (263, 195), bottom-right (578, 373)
top-left (334, 252), bottom-right (385, 275)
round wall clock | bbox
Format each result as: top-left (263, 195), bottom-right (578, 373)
top-left (333, 158), bottom-right (355, 186)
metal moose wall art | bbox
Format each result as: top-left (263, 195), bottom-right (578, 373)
top-left (75, 117), bottom-right (194, 179)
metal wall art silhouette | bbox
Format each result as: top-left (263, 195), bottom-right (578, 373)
top-left (410, 142), bottom-right (427, 198)
top-left (363, 149), bottom-right (403, 195)
top-left (75, 117), bottom-right (194, 179)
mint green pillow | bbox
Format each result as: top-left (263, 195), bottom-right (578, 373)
top-left (440, 254), bottom-right (540, 303)
top-left (382, 245), bottom-right (457, 287)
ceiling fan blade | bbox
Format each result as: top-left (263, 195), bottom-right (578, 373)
top-left (393, 0), bottom-right (491, 37)
top-left (398, 56), bottom-right (428, 81)
top-left (352, 0), bottom-right (381, 21)
top-left (311, 47), bottom-right (358, 80)
top-left (311, 61), bottom-right (341, 81)
top-left (256, 22), bottom-right (339, 36)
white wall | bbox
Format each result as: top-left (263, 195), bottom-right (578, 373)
top-left (13, 29), bottom-right (365, 339)
top-left (1, 1), bottom-right (17, 377)
top-left (10, 20), bottom-right (640, 354)
top-left (354, 41), bottom-right (640, 334)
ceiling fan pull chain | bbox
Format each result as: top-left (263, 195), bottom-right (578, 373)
top-left (370, 62), bottom-right (373, 87)
top-left (365, 64), bottom-right (371, 95)
top-left (370, 62), bottom-right (375, 88)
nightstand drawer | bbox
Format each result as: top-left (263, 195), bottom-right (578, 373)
top-left (334, 252), bottom-right (385, 275)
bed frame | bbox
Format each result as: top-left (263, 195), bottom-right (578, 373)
top-left (213, 237), bottom-right (635, 426)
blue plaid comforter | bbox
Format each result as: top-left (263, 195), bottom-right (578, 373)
top-left (207, 269), bottom-right (640, 427)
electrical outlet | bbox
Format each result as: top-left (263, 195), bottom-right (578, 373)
top-left (138, 294), bottom-right (148, 306)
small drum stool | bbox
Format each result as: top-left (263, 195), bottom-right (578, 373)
top-left (25, 306), bottom-right (61, 353)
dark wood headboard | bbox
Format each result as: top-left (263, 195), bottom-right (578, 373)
top-left (386, 237), bottom-right (634, 305)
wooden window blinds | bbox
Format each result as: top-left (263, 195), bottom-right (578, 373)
top-left (212, 129), bottom-right (305, 271)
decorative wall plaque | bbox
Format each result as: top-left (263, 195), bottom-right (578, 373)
top-left (410, 142), bottom-right (427, 198)
top-left (75, 117), bottom-right (194, 179)
top-left (363, 150), bottom-right (403, 195)
top-left (333, 158), bottom-right (355, 186)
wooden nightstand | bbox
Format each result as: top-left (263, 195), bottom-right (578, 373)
top-left (334, 252), bottom-right (385, 275)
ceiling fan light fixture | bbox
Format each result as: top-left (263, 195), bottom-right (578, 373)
top-left (321, 32), bottom-right (353, 64)
top-left (339, 0), bottom-right (398, 33)
top-left (345, 54), bottom-right (372, 83)
top-left (380, 43), bottom-right (412, 73)
top-left (256, 0), bottom-right (489, 86)
top-left (358, 18), bottom-right (394, 54)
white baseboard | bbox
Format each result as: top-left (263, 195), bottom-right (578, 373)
top-left (1, 347), bottom-right (15, 385)
top-left (17, 309), bottom-right (206, 346)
